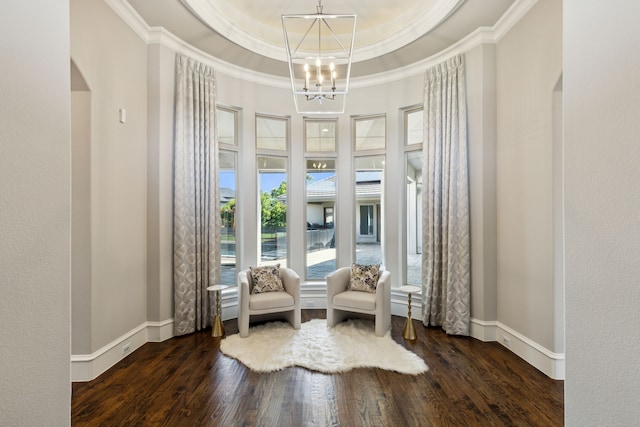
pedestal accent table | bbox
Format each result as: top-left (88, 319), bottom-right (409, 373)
top-left (207, 285), bottom-right (229, 337)
top-left (398, 285), bottom-right (421, 340)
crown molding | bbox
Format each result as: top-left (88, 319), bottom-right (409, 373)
top-left (146, 27), bottom-right (291, 90)
top-left (105, 0), bottom-right (150, 42)
top-left (180, 0), bottom-right (465, 64)
top-left (493, 0), bottom-right (538, 42)
top-left (106, 0), bottom-right (538, 90)
top-left (351, 0), bottom-right (538, 88)
top-left (350, 26), bottom-right (496, 89)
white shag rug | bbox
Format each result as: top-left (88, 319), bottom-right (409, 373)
top-left (220, 318), bottom-right (428, 375)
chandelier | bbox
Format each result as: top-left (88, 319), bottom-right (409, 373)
top-left (282, 1), bottom-right (356, 114)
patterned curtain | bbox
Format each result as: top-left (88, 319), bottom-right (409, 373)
top-left (421, 54), bottom-right (471, 336)
top-left (173, 54), bottom-right (221, 336)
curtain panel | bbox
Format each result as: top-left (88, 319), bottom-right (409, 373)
top-left (173, 54), bottom-right (221, 336)
top-left (421, 54), bottom-right (471, 336)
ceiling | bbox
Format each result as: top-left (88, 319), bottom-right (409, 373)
top-left (126, 0), bottom-right (515, 78)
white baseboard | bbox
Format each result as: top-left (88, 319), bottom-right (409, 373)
top-left (470, 318), bottom-right (498, 342)
top-left (301, 282), bottom-right (330, 309)
top-left (73, 287), bottom-right (564, 381)
top-left (470, 318), bottom-right (564, 380)
top-left (495, 322), bottom-right (565, 380)
top-left (71, 323), bottom-right (148, 382)
top-left (71, 319), bottom-right (175, 382)
top-left (147, 318), bottom-right (175, 342)
top-left (390, 289), bottom-right (421, 317)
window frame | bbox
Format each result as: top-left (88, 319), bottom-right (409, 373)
top-left (216, 105), bottom-right (241, 285)
top-left (303, 117), bottom-right (338, 281)
top-left (255, 113), bottom-right (290, 267)
top-left (401, 104), bottom-right (424, 286)
top-left (256, 113), bottom-right (290, 152)
top-left (352, 114), bottom-right (386, 266)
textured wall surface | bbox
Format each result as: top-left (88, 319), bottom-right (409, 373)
top-left (71, 0), bottom-right (148, 352)
top-left (495, 0), bottom-right (563, 352)
top-left (0, 1), bottom-right (71, 424)
top-left (564, 1), bottom-right (640, 425)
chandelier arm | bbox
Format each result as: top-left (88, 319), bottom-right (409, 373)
top-left (320, 18), bottom-right (351, 57)
top-left (318, 13), bottom-right (321, 56)
top-left (290, 17), bottom-right (319, 58)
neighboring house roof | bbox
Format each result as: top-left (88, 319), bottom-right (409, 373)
top-left (220, 187), bottom-right (235, 204)
top-left (355, 171), bottom-right (382, 183)
top-left (282, 171), bottom-right (382, 202)
top-left (355, 182), bottom-right (382, 200)
top-left (307, 176), bottom-right (336, 202)
top-left (354, 171), bottom-right (382, 200)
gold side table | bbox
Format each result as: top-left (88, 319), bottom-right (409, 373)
top-left (398, 285), bottom-right (421, 340)
top-left (207, 285), bottom-right (229, 337)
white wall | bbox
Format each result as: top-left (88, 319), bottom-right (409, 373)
top-left (70, 0), bottom-right (148, 353)
top-left (71, 85), bottom-right (92, 355)
top-left (466, 43), bottom-right (498, 324)
top-left (147, 43), bottom-right (175, 324)
top-left (564, 1), bottom-right (640, 424)
top-left (495, 0), bottom-right (563, 353)
top-left (0, 2), bottom-right (71, 424)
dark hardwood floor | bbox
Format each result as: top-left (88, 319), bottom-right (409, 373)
top-left (72, 310), bottom-right (564, 426)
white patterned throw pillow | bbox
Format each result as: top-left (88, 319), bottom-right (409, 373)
top-left (348, 263), bottom-right (380, 293)
top-left (250, 264), bottom-right (285, 294)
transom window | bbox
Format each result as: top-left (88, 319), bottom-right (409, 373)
top-left (354, 115), bottom-right (385, 151)
top-left (256, 115), bottom-right (288, 151)
top-left (305, 120), bottom-right (336, 152)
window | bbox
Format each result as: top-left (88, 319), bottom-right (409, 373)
top-left (354, 155), bottom-right (384, 265)
top-left (354, 115), bottom-right (385, 151)
top-left (256, 115), bottom-right (289, 266)
top-left (257, 156), bottom-right (288, 266)
top-left (405, 151), bottom-right (422, 286)
top-left (219, 150), bottom-right (237, 286)
top-left (403, 106), bottom-right (423, 286)
top-left (359, 205), bottom-right (374, 235)
top-left (405, 109), bottom-right (423, 146)
top-left (353, 115), bottom-right (385, 265)
top-left (217, 107), bottom-right (237, 146)
top-left (217, 106), bottom-right (239, 286)
top-left (256, 115), bottom-right (287, 151)
top-left (305, 159), bottom-right (336, 280)
top-left (304, 118), bottom-right (337, 280)
top-left (305, 120), bottom-right (336, 152)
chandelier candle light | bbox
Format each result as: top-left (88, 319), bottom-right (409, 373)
top-left (282, 0), bottom-right (356, 114)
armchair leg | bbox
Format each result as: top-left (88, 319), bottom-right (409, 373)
top-left (374, 316), bottom-right (390, 337)
top-left (292, 309), bottom-right (301, 330)
top-left (239, 314), bottom-right (249, 338)
top-left (327, 308), bottom-right (335, 327)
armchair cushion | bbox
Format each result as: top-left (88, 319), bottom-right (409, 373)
top-left (250, 264), bottom-right (285, 294)
top-left (348, 263), bottom-right (380, 293)
top-left (333, 290), bottom-right (376, 311)
top-left (249, 291), bottom-right (295, 311)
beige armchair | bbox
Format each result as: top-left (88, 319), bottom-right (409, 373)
top-left (326, 266), bottom-right (391, 337)
top-left (237, 267), bottom-right (301, 338)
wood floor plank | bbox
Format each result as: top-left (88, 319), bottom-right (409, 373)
top-left (72, 310), bottom-right (563, 426)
